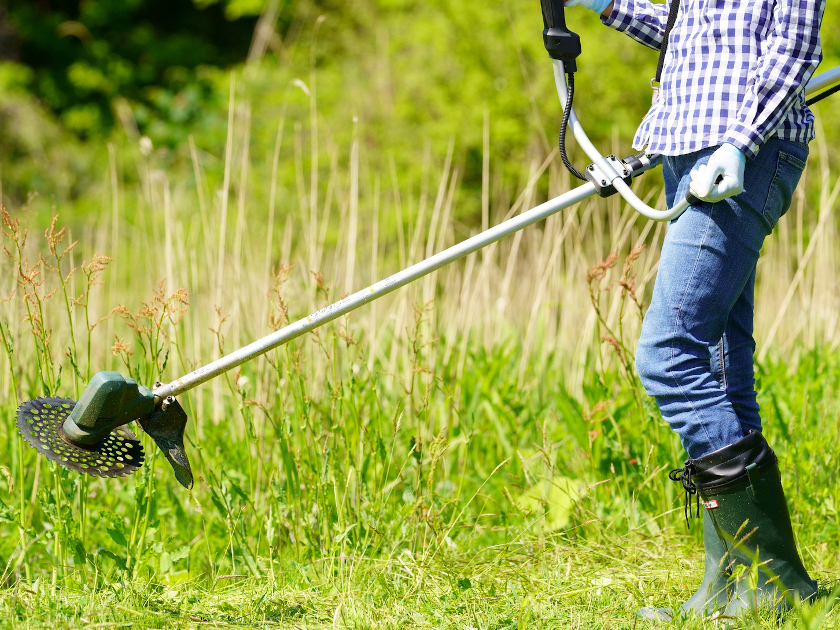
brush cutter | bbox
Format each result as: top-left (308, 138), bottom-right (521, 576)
top-left (16, 0), bottom-right (840, 489)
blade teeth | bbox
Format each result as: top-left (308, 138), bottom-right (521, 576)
top-left (15, 396), bottom-right (144, 479)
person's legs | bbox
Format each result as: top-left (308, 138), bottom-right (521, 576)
top-left (634, 138), bottom-right (811, 620)
top-left (635, 138), bottom-right (808, 459)
top-left (709, 268), bottom-right (762, 435)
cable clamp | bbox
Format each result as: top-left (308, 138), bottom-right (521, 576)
top-left (585, 156), bottom-right (633, 198)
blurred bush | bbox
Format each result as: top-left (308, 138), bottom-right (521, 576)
top-left (2, 0), bottom-right (261, 140)
top-left (0, 60), bottom-right (94, 200)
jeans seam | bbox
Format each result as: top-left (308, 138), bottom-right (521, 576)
top-left (779, 150), bottom-right (808, 171)
top-left (761, 151), bottom-right (807, 220)
top-left (668, 203), bottom-right (717, 453)
top-left (718, 337), bottom-right (727, 391)
top-left (761, 154), bottom-right (784, 220)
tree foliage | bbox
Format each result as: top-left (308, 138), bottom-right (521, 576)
top-left (2, 0), bottom-right (263, 138)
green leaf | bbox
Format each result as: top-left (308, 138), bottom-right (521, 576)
top-left (334, 523), bottom-right (356, 544)
top-left (240, 544), bottom-right (260, 577)
top-left (170, 544), bottom-right (191, 562)
top-left (159, 550), bottom-right (172, 573)
top-left (106, 526), bottom-right (128, 548)
top-left (69, 536), bottom-right (87, 567)
top-left (99, 510), bottom-right (129, 548)
top-left (514, 475), bottom-right (587, 532)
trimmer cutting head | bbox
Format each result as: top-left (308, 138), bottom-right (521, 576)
top-left (16, 371), bottom-right (194, 488)
top-left (16, 397), bottom-right (144, 478)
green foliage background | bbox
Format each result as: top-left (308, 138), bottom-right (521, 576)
top-left (2, 0), bottom-right (837, 211)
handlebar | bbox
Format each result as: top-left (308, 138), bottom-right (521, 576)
top-left (550, 56), bottom-right (840, 221)
top-left (539, 0), bottom-right (568, 29)
top-left (552, 60), bottom-right (690, 221)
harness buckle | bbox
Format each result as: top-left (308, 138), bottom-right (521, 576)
top-left (650, 79), bottom-right (661, 104)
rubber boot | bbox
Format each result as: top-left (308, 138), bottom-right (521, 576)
top-left (636, 492), bottom-right (731, 621)
top-left (692, 431), bottom-right (818, 614)
top-left (679, 508), bottom-right (732, 613)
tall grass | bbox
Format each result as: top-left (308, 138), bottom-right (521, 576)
top-left (0, 64), bottom-right (839, 627)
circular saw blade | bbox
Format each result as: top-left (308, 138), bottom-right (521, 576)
top-left (16, 397), bottom-right (144, 478)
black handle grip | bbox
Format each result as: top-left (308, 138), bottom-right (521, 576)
top-left (540, 0), bottom-right (569, 30)
top-left (685, 190), bottom-right (701, 206)
top-left (540, 0), bottom-right (582, 68)
top-left (685, 174), bottom-right (725, 206)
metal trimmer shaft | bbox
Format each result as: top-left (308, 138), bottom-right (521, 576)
top-left (152, 155), bottom-right (663, 403)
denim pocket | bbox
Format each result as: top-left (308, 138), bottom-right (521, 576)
top-left (761, 151), bottom-right (808, 227)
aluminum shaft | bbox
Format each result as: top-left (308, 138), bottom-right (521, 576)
top-left (806, 65), bottom-right (840, 96)
top-left (153, 172), bottom-right (638, 401)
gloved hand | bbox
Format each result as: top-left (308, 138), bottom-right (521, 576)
top-left (564, 0), bottom-right (613, 15)
top-left (689, 143), bottom-right (747, 203)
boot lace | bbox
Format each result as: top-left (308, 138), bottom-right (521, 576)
top-left (669, 463), bottom-right (699, 529)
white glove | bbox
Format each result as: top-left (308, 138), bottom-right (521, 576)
top-left (689, 143), bottom-right (747, 203)
top-left (564, 0), bottom-right (612, 15)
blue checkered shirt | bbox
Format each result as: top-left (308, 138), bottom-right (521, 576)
top-left (602, 0), bottom-right (826, 159)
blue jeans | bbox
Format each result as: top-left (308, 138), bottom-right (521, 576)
top-left (635, 138), bottom-right (809, 459)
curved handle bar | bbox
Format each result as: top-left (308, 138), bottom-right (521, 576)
top-left (553, 59), bottom-right (690, 221)
top-left (553, 60), bottom-right (840, 220)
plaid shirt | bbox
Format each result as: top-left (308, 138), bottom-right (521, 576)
top-left (602, 0), bottom-right (826, 159)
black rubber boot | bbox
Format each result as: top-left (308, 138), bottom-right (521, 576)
top-left (679, 508), bottom-right (732, 613)
top-left (690, 431), bottom-right (818, 614)
top-left (635, 483), bottom-right (731, 621)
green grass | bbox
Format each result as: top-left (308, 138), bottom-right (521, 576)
top-left (0, 202), bottom-right (838, 628)
top-left (0, 458), bottom-right (837, 630)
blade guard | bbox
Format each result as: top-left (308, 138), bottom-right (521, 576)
top-left (62, 371), bottom-right (155, 446)
top-left (139, 396), bottom-right (194, 490)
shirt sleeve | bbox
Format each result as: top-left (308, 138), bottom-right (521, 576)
top-left (600, 0), bottom-right (670, 51)
top-left (722, 0), bottom-right (826, 159)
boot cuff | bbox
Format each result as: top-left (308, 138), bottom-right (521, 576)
top-left (690, 431), bottom-right (775, 490)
